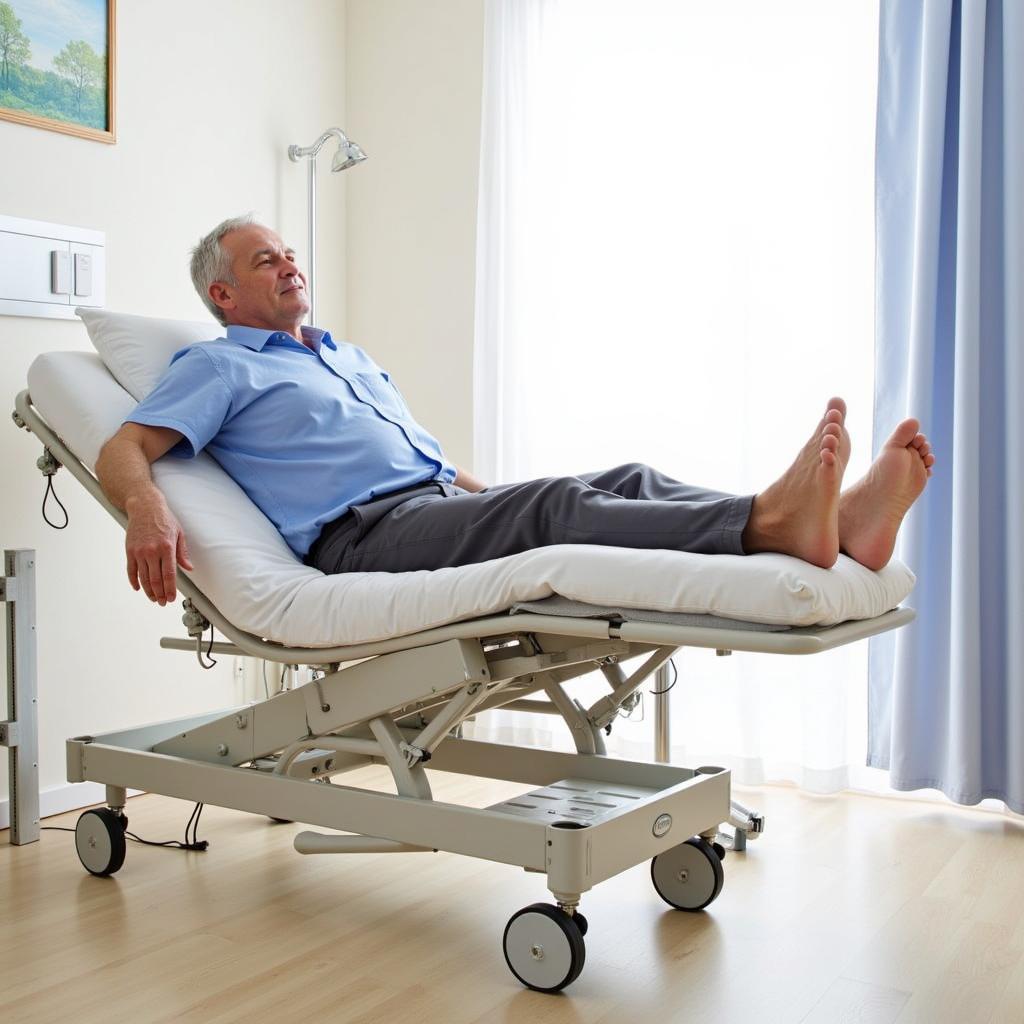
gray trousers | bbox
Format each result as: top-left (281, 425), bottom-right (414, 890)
top-left (307, 462), bottom-right (754, 575)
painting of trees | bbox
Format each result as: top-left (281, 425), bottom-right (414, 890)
top-left (0, 3), bottom-right (31, 88)
top-left (54, 39), bottom-right (102, 117)
top-left (0, 1), bottom-right (114, 142)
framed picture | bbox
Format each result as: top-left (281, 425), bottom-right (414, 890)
top-left (0, 0), bottom-right (115, 143)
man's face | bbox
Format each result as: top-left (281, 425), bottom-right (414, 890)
top-left (211, 224), bottom-right (310, 332)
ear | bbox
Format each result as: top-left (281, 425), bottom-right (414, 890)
top-left (208, 280), bottom-right (236, 318)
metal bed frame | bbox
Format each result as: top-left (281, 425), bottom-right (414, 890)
top-left (10, 388), bottom-right (914, 992)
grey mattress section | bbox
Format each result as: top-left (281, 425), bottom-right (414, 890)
top-left (509, 595), bottom-right (792, 632)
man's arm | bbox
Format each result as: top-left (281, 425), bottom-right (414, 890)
top-left (96, 423), bottom-right (193, 606)
top-left (453, 465), bottom-right (486, 493)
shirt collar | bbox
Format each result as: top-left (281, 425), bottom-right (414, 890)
top-left (225, 324), bottom-right (335, 351)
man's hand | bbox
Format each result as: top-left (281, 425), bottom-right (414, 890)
top-left (125, 492), bottom-right (194, 605)
top-left (453, 464), bottom-right (486, 493)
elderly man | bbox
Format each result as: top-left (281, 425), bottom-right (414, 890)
top-left (96, 215), bottom-right (935, 606)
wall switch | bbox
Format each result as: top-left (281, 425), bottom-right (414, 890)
top-left (73, 252), bottom-right (92, 296)
top-left (51, 250), bottom-right (71, 295)
top-left (1, 215), bottom-right (104, 319)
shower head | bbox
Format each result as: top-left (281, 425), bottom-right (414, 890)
top-left (331, 137), bottom-right (366, 172)
top-left (288, 127), bottom-right (367, 170)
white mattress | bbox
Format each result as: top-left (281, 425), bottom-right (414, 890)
top-left (26, 349), bottom-right (915, 648)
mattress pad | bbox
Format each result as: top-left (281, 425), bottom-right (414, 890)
top-left (26, 327), bottom-right (915, 648)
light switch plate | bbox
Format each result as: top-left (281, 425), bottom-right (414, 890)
top-left (51, 250), bottom-right (71, 295)
top-left (1, 214), bottom-right (104, 319)
top-left (74, 252), bottom-right (92, 296)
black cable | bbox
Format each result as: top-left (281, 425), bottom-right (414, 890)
top-left (42, 475), bottom-right (69, 529)
top-left (42, 802), bottom-right (208, 852)
top-left (650, 657), bottom-right (678, 695)
top-left (197, 624), bottom-right (217, 670)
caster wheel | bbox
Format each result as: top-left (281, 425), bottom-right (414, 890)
top-left (75, 808), bottom-right (127, 877)
top-left (503, 902), bottom-right (586, 992)
top-left (712, 841), bottom-right (726, 861)
top-left (651, 837), bottom-right (724, 911)
top-left (571, 911), bottom-right (588, 936)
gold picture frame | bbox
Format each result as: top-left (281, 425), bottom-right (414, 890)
top-left (0, 0), bottom-right (116, 144)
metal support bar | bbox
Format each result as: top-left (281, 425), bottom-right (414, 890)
top-left (587, 646), bottom-right (677, 731)
top-left (3, 549), bottom-right (39, 844)
top-left (294, 832), bottom-right (433, 855)
top-left (653, 662), bottom-right (671, 763)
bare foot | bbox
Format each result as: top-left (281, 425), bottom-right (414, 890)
top-left (742, 399), bottom-right (849, 568)
top-left (838, 419), bottom-right (935, 571)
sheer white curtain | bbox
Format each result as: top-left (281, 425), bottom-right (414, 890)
top-left (470, 0), bottom-right (894, 796)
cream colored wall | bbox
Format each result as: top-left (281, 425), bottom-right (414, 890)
top-left (0, 0), bottom-right (348, 807)
top-left (345, 0), bottom-right (485, 471)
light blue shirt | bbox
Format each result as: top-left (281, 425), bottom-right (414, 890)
top-left (126, 324), bottom-right (456, 557)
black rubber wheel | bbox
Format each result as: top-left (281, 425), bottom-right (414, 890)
top-left (572, 911), bottom-right (588, 937)
top-left (712, 841), bottom-right (726, 861)
top-left (75, 808), bottom-right (127, 877)
top-left (651, 837), bottom-right (724, 911)
top-left (503, 902), bottom-right (586, 992)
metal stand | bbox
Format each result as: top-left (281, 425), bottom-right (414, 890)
top-left (651, 654), bottom-right (765, 851)
top-left (653, 663), bottom-right (671, 763)
top-left (1, 549), bottom-right (39, 845)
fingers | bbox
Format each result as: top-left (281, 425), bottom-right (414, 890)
top-left (146, 554), bottom-right (169, 605)
top-left (132, 544), bottom-right (176, 605)
top-left (127, 553), bottom-right (140, 591)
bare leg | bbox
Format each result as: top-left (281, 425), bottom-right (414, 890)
top-left (741, 397), bottom-right (849, 569)
top-left (837, 419), bottom-right (935, 571)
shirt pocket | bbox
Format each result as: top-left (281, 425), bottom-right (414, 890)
top-left (350, 371), bottom-right (407, 423)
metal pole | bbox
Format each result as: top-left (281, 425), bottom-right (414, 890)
top-left (2, 549), bottom-right (39, 844)
top-left (307, 156), bottom-right (317, 327)
top-left (653, 661), bottom-right (671, 764)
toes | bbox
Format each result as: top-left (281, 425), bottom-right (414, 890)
top-left (824, 409), bottom-right (844, 426)
top-left (823, 422), bottom-right (841, 439)
top-left (821, 433), bottom-right (840, 453)
top-left (827, 396), bottom-right (847, 419)
top-left (889, 417), bottom-right (920, 447)
top-left (821, 448), bottom-right (837, 467)
top-left (924, 453), bottom-right (936, 467)
top-left (911, 433), bottom-right (926, 449)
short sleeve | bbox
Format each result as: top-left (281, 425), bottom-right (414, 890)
top-left (124, 347), bottom-right (233, 458)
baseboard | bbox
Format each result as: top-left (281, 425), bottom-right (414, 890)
top-left (0, 781), bottom-right (142, 830)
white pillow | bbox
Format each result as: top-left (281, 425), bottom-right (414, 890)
top-left (76, 307), bottom-right (220, 401)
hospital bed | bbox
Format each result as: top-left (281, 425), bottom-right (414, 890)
top-left (10, 309), bottom-right (915, 992)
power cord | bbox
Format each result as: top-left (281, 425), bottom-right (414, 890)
top-left (42, 802), bottom-right (208, 852)
top-left (41, 475), bottom-right (69, 529)
top-left (649, 657), bottom-right (678, 695)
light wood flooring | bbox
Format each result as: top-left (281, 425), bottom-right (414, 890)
top-left (3, 768), bottom-right (1024, 1024)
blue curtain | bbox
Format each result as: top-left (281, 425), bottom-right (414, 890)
top-left (870, 0), bottom-right (1023, 811)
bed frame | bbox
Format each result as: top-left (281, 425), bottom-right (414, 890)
top-left (12, 388), bottom-right (914, 993)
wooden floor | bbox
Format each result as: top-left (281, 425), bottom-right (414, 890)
top-left (3, 769), bottom-right (1024, 1024)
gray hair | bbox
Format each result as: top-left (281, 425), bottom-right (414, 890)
top-left (190, 213), bottom-right (256, 325)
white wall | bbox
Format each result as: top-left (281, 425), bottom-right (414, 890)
top-left (345, 0), bottom-right (485, 471)
top-left (0, 0), bottom-right (349, 811)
